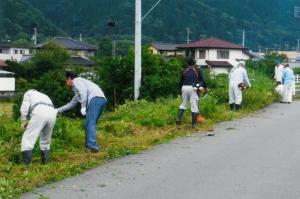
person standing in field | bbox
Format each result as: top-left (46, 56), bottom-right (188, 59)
top-left (281, 63), bottom-right (295, 104)
top-left (175, 57), bottom-right (207, 128)
top-left (228, 61), bottom-right (251, 111)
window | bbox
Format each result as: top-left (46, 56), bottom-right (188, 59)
top-left (14, 50), bottom-right (18, 54)
top-left (217, 50), bottom-right (229, 59)
top-left (198, 50), bottom-right (206, 59)
top-left (20, 50), bottom-right (25, 54)
top-left (185, 50), bottom-right (195, 58)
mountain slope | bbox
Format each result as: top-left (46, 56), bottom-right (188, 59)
top-left (0, 0), bottom-right (64, 43)
top-left (10, 0), bottom-right (300, 49)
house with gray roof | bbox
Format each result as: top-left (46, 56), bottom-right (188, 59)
top-left (34, 37), bottom-right (97, 67)
top-left (150, 42), bottom-right (184, 57)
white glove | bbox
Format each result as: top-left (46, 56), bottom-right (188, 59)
top-left (81, 107), bottom-right (86, 116)
top-left (21, 120), bottom-right (28, 129)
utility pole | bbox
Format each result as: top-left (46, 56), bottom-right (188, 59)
top-left (33, 28), bottom-right (37, 45)
top-left (134, 0), bottom-right (162, 100)
top-left (79, 33), bottom-right (82, 41)
top-left (134, 0), bottom-right (142, 100)
top-left (186, 27), bottom-right (192, 44)
top-left (297, 39), bottom-right (300, 52)
top-left (242, 29), bottom-right (245, 46)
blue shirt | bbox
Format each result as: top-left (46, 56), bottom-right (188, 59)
top-left (282, 67), bottom-right (295, 85)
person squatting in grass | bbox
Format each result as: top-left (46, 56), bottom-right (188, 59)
top-left (57, 71), bottom-right (107, 153)
top-left (176, 57), bottom-right (207, 128)
top-left (20, 89), bottom-right (57, 165)
top-left (228, 61), bottom-right (251, 111)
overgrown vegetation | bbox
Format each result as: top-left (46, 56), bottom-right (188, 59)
top-left (0, 42), bottom-right (283, 198)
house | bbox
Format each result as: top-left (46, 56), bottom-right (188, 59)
top-left (0, 69), bottom-right (15, 98)
top-left (0, 44), bottom-right (31, 62)
top-left (177, 37), bottom-right (253, 74)
top-left (34, 37), bottom-right (97, 67)
top-left (150, 43), bottom-right (184, 57)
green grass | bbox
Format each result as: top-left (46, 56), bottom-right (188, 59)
top-left (0, 75), bottom-right (278, 198)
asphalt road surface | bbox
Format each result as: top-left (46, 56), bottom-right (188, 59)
top-left (21, 102), bottom-right (300, 199)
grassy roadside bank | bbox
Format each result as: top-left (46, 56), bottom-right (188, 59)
top-left (0, 74), bottom-right (277, 198)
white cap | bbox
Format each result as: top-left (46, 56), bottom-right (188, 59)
top-left (237, 61), bottom-right (246, 67)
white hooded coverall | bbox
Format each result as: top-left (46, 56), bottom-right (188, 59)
top-left (228, 66), bottom-right (251, 105)
top-left (20, 90), bottom-right (57, 151)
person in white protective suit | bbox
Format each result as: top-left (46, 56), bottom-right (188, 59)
top-left (20, 89), bottom-right (57, 165)
top-left (274, 59), bottom-right (285, 100)
top-left (274, 59), bottom-right (284, 84)
top-left (281, 63), bottom-right (295, 104)
top-left (228, 61), bottom-right (251, 111)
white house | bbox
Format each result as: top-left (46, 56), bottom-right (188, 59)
top-left (0, 70), bottom-right (15, 98)
top-left (0, 44), bottom-right (31, 62)
top-left (178, 37), bottom-right (253, 74)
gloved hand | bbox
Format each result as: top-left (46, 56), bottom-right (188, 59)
top-left (21, 120), bottom-right (28, 129)
top-left (81, 107), bottom-right (86, 116)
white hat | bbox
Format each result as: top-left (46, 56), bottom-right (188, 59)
top-left (237, 61), bottom-right (246, 67)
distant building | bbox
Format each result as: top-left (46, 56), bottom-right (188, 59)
top-left (0, 44), bottom-right (31, 62)
top-left (150, 43), bottom-right (184, 57)
top-left (34, 37), bottom-right (97, 67)
top-left (178, 37), bottom-right (253, 74)
top-left (0, 69), bottom-right (15, 98)
top-left (277, 51), bottom-right (298, 61)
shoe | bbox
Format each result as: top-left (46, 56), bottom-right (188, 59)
top-left (41, 150), bottom-right (49, 164)
top-left (85, 147), bottom-right (99, 153)
top-left (175, 109), bottom-right (185, 125)
top-left (22, 150), bottom-right (33, 165)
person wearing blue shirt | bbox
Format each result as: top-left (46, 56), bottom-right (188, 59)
top-left (281, 64), bottom-right (295, 104)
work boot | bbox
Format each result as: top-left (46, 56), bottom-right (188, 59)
top-left (229, 103), bottom-right (234, 110)
top-left (192, 112), bottom-right (199, 128)
top-left (235, 104), bottom-right (241, 111)
top-left (175, 109), bottom-right (185, 125)
top-left (41, 150), bottom-right (49, 164)
top-left (22, 150), bottom-right (33, 165)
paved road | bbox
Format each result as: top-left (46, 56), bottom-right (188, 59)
top-left (22, 102), bottom-right (300, 199)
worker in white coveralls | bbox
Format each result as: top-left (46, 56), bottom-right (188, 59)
top-left (57, 71), bottom-right (107, 153)
top-left (228, 61), bottom-right (251, 111)
top-left (274, 59), bottom-right (285, 100)
top-left (281, 63), bottom-right (295, 104)
top-left (20, 89), bottom-right (57, 165)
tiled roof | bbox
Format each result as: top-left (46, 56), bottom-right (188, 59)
top-left (178, 37), bottom-right (247, 50)
top-left (66, 56), bottom-right (95, 66)
top-left (0, 60), bottom-right (8, 68)
top-left (34, 37), bottom-right (97, 50)
top-left (151, 43), bottom-right (180, 51)
top-left (205, 60), bottom-right (232, 68)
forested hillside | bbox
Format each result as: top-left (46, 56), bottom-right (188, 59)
top-left (1, 0), bottom-right (300, 49)
top-left (0, 0), bottom-right (64, 45)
